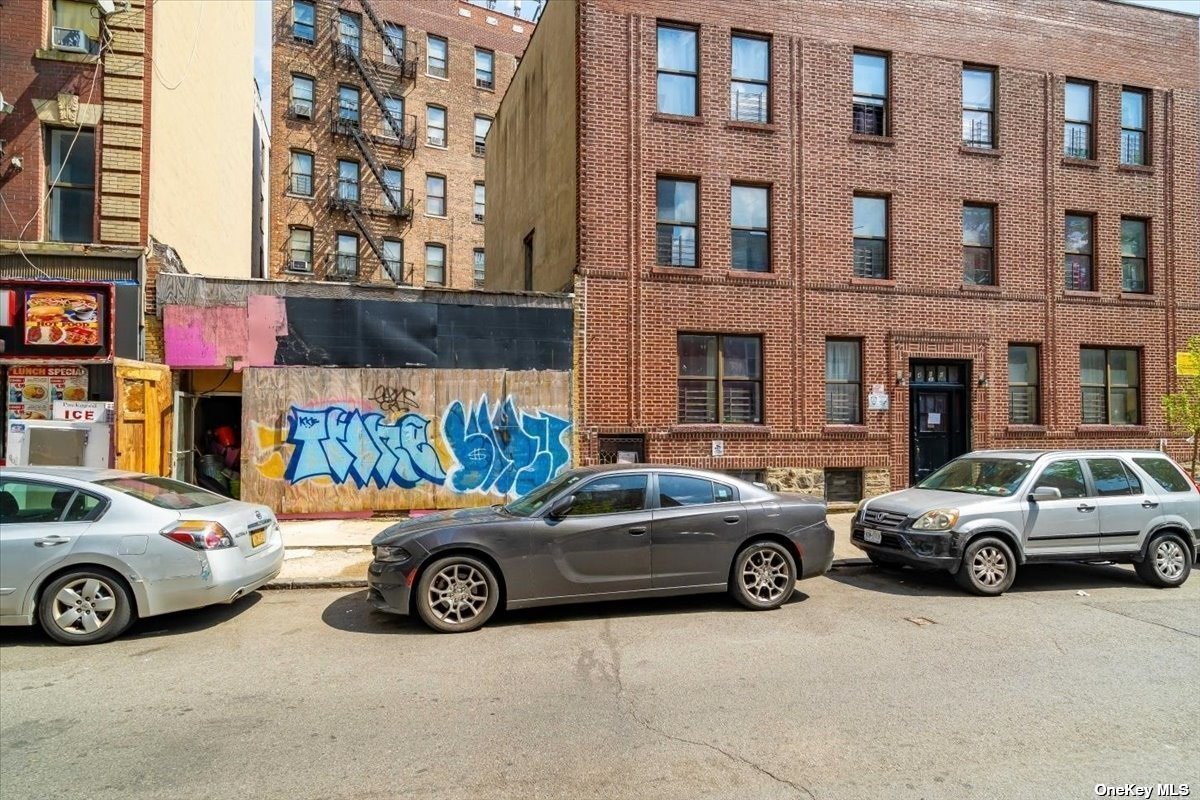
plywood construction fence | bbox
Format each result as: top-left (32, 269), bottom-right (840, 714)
top-left (241, 367), bottom-right (572, 514)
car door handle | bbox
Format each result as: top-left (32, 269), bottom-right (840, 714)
top-left (1141, 500), bottom-right (1159, 509)
top-left (1076, 504), bottom-right (1096, 513)
top-left (628, 526), bottom-right (647, 535)
top-left (723, 515), bottom-right (741, 524)
top-left (34, 536), bottom-right (71, 547)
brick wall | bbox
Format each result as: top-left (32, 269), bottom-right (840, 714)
top-left (268, 0), bottom-right (531, 289)
top-left (568, 0), bottom-right (1200, 492)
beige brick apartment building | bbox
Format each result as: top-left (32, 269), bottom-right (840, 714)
top-left (270, 0), bottom-right (533, 288)
top-left (487, 0), bottom-right (1200, 499)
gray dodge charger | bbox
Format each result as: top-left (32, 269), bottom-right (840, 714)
top-left (368, 465), bottom-right (834, 632)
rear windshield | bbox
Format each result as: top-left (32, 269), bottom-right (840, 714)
top-left (97, 477), bottom-right (229, 510)
top-left (917, 458), bottom-right (1034, 496)
top-left (1132, 457), bottom-right (1194, 493)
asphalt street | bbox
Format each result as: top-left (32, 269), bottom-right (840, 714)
top-left (2, 562), bottom-right (1198, 800)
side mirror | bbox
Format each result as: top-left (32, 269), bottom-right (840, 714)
top-left (1029, 486), bottom-right (1062, 502)
top-left (547, 494), bottom-right (576, 519)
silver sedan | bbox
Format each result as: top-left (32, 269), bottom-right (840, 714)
top-left (0, 467), bottom-right (284, 644)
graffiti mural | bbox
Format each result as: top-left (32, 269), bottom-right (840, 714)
top-left (278, 394), bottom-right (570, 498)
top-left (443, 395), bottom-right (572, 497)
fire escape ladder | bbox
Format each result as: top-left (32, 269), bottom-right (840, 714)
top-left (343, 202), bottom-right (388, 272)
top-left (340, 41), bottom-right (407, 148)
top-left (359, 0), bottom-right (406, 68)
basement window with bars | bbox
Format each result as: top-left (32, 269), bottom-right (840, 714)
top-left (678, 334), bottom-right (762, 425)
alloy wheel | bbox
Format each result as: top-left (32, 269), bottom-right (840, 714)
top-left (52, 578), bottom-right (117, 635)
top-left (971, 546), bottom-right (1008, 588)
top-left (1155, 539), bottom-right (1185, 580)
top-left (428, 563), bottom-right (489, 625)
top-left (741, 548), bottom-right (790, 602)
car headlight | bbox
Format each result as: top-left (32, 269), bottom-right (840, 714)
top-left (912, 509), bottom-right (960, 531)
top-left (373, 545), bottom-right (412, 563)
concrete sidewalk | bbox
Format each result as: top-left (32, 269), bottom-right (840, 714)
top-left (268, 511), bottom-right (865, 589)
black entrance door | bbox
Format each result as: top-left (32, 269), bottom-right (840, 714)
top-left (909, 362), bottom-right (970, 483)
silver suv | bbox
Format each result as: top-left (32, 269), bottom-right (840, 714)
top-left (852, 450), bottom-right (1200, 595)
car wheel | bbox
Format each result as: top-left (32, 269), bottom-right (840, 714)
top-left (1135, 533), bottom-right (1192, 588)
top-left (415, 556), bottom-right (500, 633)
top-left (731, 542), bottom-right (796, 610)
top-left (954, 537), bottom-right (1016, 596)
top-left (867, 552), bottom-right (906, 571)
top-left (37, 569), bottom-right (133, 645)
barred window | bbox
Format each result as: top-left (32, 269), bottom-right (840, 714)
top-left (678, 334), bottom-right (762, 424)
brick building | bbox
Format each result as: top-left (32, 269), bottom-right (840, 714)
top-left (487, 0), bottom-right (1200, 498)
top-left (269, 0), bottom-right (534, 289)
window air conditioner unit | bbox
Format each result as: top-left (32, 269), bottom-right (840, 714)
top-left (289, 260), bottom-right (311, 272)
top-left (291, 100), bottom-right (312, 118)
top-left (52, 27), bottom-right (90, 54)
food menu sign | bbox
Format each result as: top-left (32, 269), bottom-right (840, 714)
top-left (24, 290), bottom-right (102, 347)
top-left (6, 366), bottom-right (89, 421)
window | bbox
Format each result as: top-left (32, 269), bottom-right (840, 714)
top-left (338, 85), bottom-right (360, 124)
top-left (1081, 348), bottom-right (1140, 425)
top-left (292, 0), bottom-right (314, 42)
top-left (427, 34), bottom-right (448, 78)
top-left (427, 105), bottom-right (447, 147)
top-left (381, 96), bottom-right (404, 139)
top-left (1035, 460), bottom-right (1088, 499)
top-left (382, 22), bottom-right (406, 67)
top-left (425, 174), bottom-right (446, 216)
top-left (1132, 457), bottom-right (1193, 493)
top-left (962, 204), bottom-right (995, 285)
top-left (1064, 80), bottom-right (1094, 159)
top-left (338, 10), bottom-right (361, 56)
top-left (474, 116), bottom-right (491, 156)
top-left (852, 195), bottom-right (888, 278)
top-left (63, 492), bottom-right (102, 522)
top-left (289, 150), bottom-right (313, 196)
top-left (46, 128), bottom-right (94, 243)
top-left (825, 339), bottom-right (862, 424)
top-left (337, 159), bottom-right (359, 202)
top-left (473, 248), bottom-right (485, 286)
top-left (473, 182), bottom-right (485, 223)
top-left (523, 230), bottom-right (534, 290)
top-left (659, 474), bottom-right (718, 507)
top-left (1008, 344), bottom-right (1039, 424)
top-left (335, 233), bottom-right (358, 278)
top-left (425, 243), bottom-right (446, 285)
top-left (287, 227), bottom-right (312, 271)
top-left (731, 184), bottom-right (769, 272)
top-left (656, 177), bottom-right (697, 267)
top-left (657, 24), bottom-right (698, 116)
top-left (383, 167), bottom-right (404, 211)
top-left (475, 48), bottom-right (495, 90)
top-left (1064, 213), bottom-right (1094, 291)
top-left (852, 51), bottom-right (888, 136)
top-left (382, 239), bottom-right (403, 283)
top-left (1120, 88), bottom-right (1148, 166)
top-left (290, 74), bottom-right (314, 119)
top-left (1086, 458), bottom-right (1141, 497)
top-left (677, 334), bottom-right (763, 424)
top-left (962, 66), bottom-right (995, 147)
top-left (566, 474), bottom-right (649, 516)
top-left (824, 469), bottom-right (864, 504)
top-left (0, 479), bottom-right (78, 522)
top-left (1120, 218), bottom-right (1148, 293)
top-left (730, 34), bottom-right (769, 123)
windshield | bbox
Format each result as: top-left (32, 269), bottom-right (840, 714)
top-left (917, 458), bottom-right (1033, 496)
top-left (503, 469), bottom-right (587, 517)
top-left (97, 476), bottom-right (230, 510)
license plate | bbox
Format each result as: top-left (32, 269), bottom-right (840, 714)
top-left (863, 528), bottom-right (882, 544)
top-left (250, 529), bottom-right (267, 548)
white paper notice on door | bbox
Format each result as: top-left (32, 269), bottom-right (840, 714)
top-left (927, 412), bottom-right (942, 425)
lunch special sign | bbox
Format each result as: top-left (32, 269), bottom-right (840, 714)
top-left (6, 366), bottom-right (89, 421)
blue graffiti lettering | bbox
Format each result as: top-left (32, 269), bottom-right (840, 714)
top-left (443, 394), bottom-right (572, 497)
top-left (284, 407), bottom-right (447, 489)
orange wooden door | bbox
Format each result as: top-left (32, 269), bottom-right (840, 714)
top-left (114, 359), bottom-right (173, 475)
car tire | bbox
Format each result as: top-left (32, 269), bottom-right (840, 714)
top-left (37, 568), bottom-right (133, 645)
top-left (414, 555), bottom-right (500, 633)
top-left (1135, 533), bottom-right (1192, 588)
top-left (867, 552), bottom-right (906, 571)
top-left (954, 537), bottom-right (1017, 596)
top-left (730, 542), bottom-right (797, 610)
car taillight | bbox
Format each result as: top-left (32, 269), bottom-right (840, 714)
top-left (161, 521), bottom-right (235, 551)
